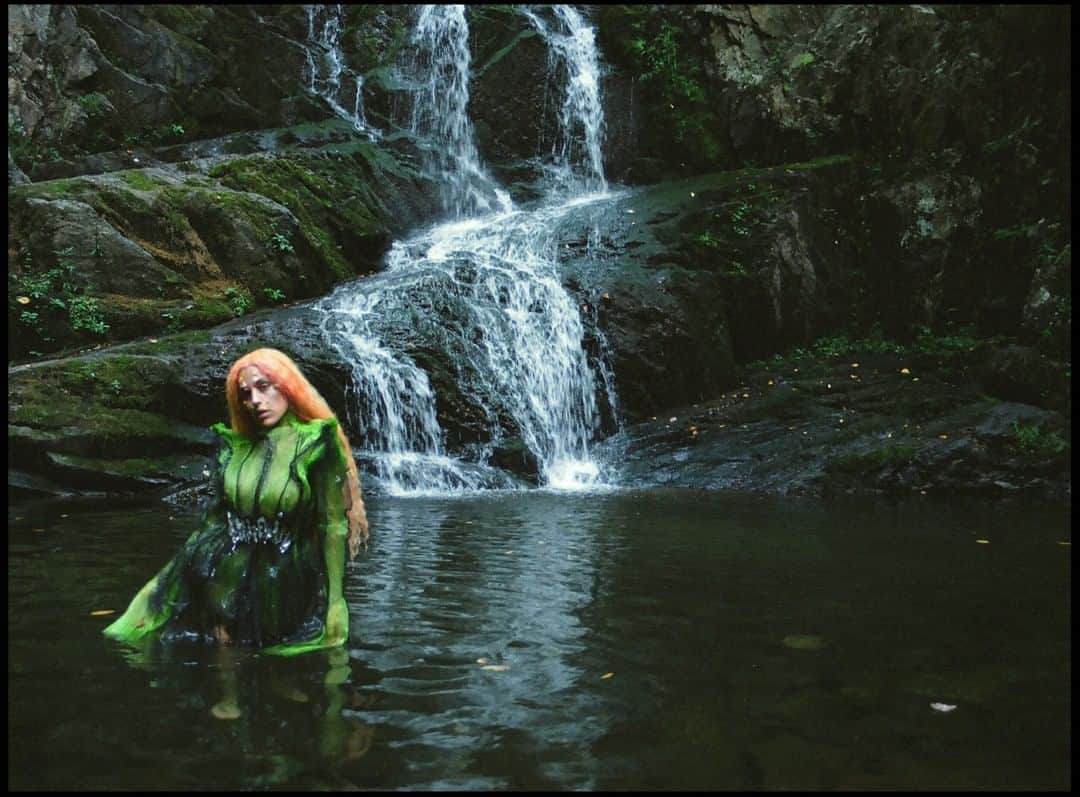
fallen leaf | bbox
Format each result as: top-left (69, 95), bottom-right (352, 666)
top-left (851, 362), bottom-right (860, 368)
top-left (90, 609), bottom-right (115, 616)
top-left (900, 367), bottom-right (911, 375)
top-left (1058, 541), bottom-right (1070, 546)
top-left (481, 664), bottom-right (509, 672)
top-left (975, 539), bottom-right (990, 544)
top-left (930, 702), bottom-right (957, 713)
top-left (601, 672), bottom-right (614, 680)
top-left (476, 657), bottom-right (488, 664)
top-left (16, 295), bottom-right (31, 305)
top-left (32, 528), bottom-right (45, 533)
top-left (939, 434), bottom-right (949, 439)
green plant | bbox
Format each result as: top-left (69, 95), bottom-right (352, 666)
top-left (77, 92), bottom-right (112, 119)
top-left (730, 201), bottom-right (752, 238)
top-left (68, 295), bottom-right (109, 335)
top-left (267, 228), bottom-right (295, 254)
top-left (1010, 423), bottom-right (1068, 459)
top-left (262, 287), bottom-right (286, 304)
top-left (222, 287), bottom-right (253, 317)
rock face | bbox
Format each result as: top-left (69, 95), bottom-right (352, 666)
top-left (6, 5), bottom-right (1070, 501)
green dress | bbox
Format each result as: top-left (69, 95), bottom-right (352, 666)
top-left (103, 411), bottom-right (351, 656)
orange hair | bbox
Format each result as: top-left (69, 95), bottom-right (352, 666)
top-left (225, 348), bottom-right (368, 558)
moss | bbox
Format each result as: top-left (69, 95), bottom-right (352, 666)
top-left (20, 178), bottom-right (95, 198)
top-left (828, 443), bottom-right (918, 474)
top-left (474, 28), bottom-right (539, 78)
top-left (207, 153), bottom-right (395, 278)
top-left (117, 170), bottom-right (164, 192)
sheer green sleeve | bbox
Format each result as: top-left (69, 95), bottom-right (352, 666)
top-left (103, 429), bottom-right (231, 643)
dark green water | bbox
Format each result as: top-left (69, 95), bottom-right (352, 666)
top-left (7, 489), bottom-right (1070, 790)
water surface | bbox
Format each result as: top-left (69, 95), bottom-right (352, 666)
top-left (8, 489), bottom-right (1070, 790)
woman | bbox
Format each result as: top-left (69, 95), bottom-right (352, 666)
top-left (104, 348), bottom-right (369, 656)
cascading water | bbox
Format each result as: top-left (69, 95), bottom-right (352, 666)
top-left (522, 5), bottom-right (608, 196)
top-left (407, 5), bottom-right (511, 219)
top-left (317, 5), bottom-right (620, 495)
top-left (304, 4), bottom-right (379, 139)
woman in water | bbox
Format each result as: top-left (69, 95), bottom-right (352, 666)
top-left (104, 348), bottom-right (369, 656)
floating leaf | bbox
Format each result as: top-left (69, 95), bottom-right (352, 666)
top-left (476, 657), bottom-right (488, 664)
top-left (16, 295), bottom-right (31, 305)
top-left (975, 539), bottom-right (989, 544)
top-left (930, 702), bottom-right (957, 713)
top-left (90, 609), bottom-right (115, 616)
top-left (900, 367), bottom-right (911, 375)
top-left (481, 664), bottom-right (509, 672)
top-left (601, 672), bottom-right (614, 680)
top-left (1058, 541), bottom-right (1071, 546)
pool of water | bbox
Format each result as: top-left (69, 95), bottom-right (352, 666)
top-left (7, 488), bottom-right (1071, 790)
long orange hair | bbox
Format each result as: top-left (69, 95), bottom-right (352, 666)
top-left (225, 348), bottom-right (368, 558)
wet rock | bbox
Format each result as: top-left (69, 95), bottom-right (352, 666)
top-left (599, 352), bottom-right (1069, 499)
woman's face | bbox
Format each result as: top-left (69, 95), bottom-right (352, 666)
top-left (237, 365), bottom-right (289, 428)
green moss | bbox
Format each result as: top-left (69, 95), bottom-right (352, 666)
top-left (207, 153), bottom-right (395, 278)
top-left (20, 178), bottom-right (94, 198)
top-left (118, 170), bottom-right (164, 192)
top-left (474, 28), bottom-right (538, 78)
top-left (829, 444), bottom-right (918, 474)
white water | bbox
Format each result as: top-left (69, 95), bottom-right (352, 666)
top-left (317, 5), bottom-right (620, 496)
top-left (304, 4), bottom-right (379, 139)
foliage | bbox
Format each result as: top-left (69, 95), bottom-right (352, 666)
top-left (222, 287), bottom-right (253, 317)
top-left (262, 287), bottom-right (287, 304)
top-left (9, 247), bottom-right (110, 351)
top-left (624, 15), bottom-right (723, 166)
top-left (267, 228), bottom-right (295, 254)
top-left (77, 92), bottom-right (112, 119)
top-left (1010, 422), bottom-right (1068, 460)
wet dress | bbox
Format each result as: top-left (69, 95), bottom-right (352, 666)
top-left (103, 412), bottom-right (350, 656)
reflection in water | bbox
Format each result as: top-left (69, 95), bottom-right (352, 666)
top-left (6, 491), bottom-right (1070, 790)
top-left (352, 494), bottom-right (611, 788)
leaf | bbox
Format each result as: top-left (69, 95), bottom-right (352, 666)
top-left (975, 539), bottom-right (989, 544)
top-left (930, 702), bottom-right (957, 713)
top-left (900, 367), bottom-right (911, 375)
top-left (16, 296), bottom-right (31, 305)
top-left (90, 609), bottom-right (115, 616)
top-left (481, 664), bottom-right (509, 672)
top-left (601, 672), bottom-right (614, 680)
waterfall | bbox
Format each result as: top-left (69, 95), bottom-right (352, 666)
top-left (522, 5), bottom-right (608, 195)
top-left (304, 4), bottom-right (379, 139)
top-left (407, 5), bottom-right (511, 219)
top-left (318, 4), bottom-right (618, 495)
